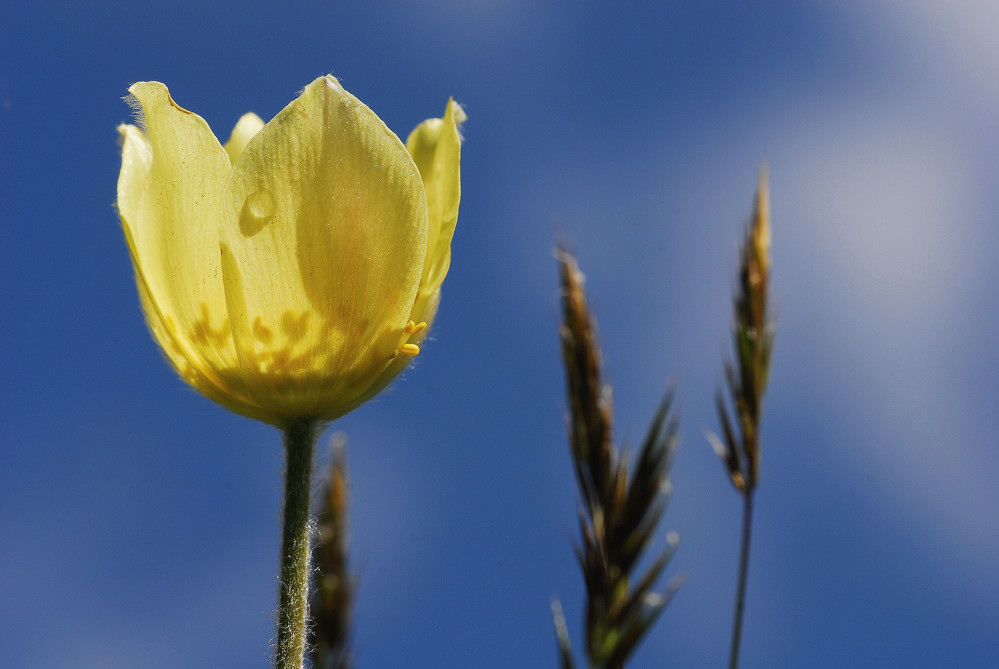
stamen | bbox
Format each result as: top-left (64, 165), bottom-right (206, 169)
top-left (398, 343), bottom-right (421, 356)
top-left (253, 316), bottom-right (274, 344)
top-left (404, 321), bottom-right (427, 335)
top-left (190, 303), bottom-right (230, 347)
top-left (282, 310), bottom-right (310, 342)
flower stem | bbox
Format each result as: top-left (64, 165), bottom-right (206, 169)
top-left (728, 490), bottom-right (755, 669)
top-left (276, 417), bottom-right (320, 669)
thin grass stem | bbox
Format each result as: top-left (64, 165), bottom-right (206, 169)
top-left (728, 490), bottom-right (754, 669)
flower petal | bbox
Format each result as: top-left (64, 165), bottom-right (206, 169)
top-left (224, 112), bottom-right (265, 164)
top-left (406, 99), bottom-right (464, 325)
top-left (117, 82), bottom-right (246, 407)
top-left (116, 123), bottom-right (152, 222)
top-left (219, 75), bottom-right (428, 418)
top-left (129, 243), bottom-right (274, 423)
top-left (349, 101), bottom-right (465, 411)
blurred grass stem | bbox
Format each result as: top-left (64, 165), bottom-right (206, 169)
top-left (309, 434), bottom-right (355, 669)
top-left (276, 417), bottom-right (320, 669)
top-left (729, 491), bottom-right (754, 669)
top-left (712, 165), bottom-right (773, 669)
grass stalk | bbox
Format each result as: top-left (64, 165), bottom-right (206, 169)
top-left (553, 247), bottom-right (682, 668)
top-left (709, 165), bottom-right (775, 669)
top-left (728, 491), bottom-right (754, 669)
top-left (308, 434), bottom-right (355, 669)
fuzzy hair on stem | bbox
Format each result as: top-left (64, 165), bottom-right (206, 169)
top-left (275, 417), bottom-right (320, 669)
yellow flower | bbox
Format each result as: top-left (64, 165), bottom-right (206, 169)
top-left (116, 76), bottom-right (464, 426)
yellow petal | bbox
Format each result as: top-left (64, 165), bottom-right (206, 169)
top-left (219, 75), bottom-right (428, 418)
top-left (349, 293), bottom-right (440, 412)
top-left (131, 247), bottom-right (274, 423)
top-left (406, 99), bottom-right (464, 325)
top-left (117, 82), bottom-right (247, 410)
top-left (350, 100), bottom-right (465, 410)
top-left (223, 113), bottom-right (265, 165)
top-left (116, 124), bottom-right (152, 222)
top-left (322, 98), bottom-right (463, 412)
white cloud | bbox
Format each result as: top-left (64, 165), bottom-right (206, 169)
top-left (766, 43), bottom-right (999, 587)
top-left (874, 0), bottom-right (999, 115)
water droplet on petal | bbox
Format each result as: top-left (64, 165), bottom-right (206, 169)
top-left (239, 188), bottom-right (276, 236)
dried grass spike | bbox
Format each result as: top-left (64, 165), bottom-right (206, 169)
top-left (308, 433), bottom-right (355, 669)
top-left (554, 246), bottom-right (682, 669)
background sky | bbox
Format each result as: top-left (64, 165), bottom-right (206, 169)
top-left (2, 2), bottom-right (998, 667)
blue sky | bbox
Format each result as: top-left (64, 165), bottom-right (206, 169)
top-left (3, 2), bottom-right (998, 667)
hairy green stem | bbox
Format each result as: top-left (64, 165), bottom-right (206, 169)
top-left (275, 418), bottom-right (320, 669)
top-left (728, 491), bottom-right (754, 669)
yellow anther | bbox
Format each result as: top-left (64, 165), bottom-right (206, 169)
top-left (398, 343), bottom-right (421, 356)
top-left (404, 320), bottom-right (427, 335)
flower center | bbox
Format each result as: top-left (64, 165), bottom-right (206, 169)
top-left (184, 303), bottom-right (424, 376)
